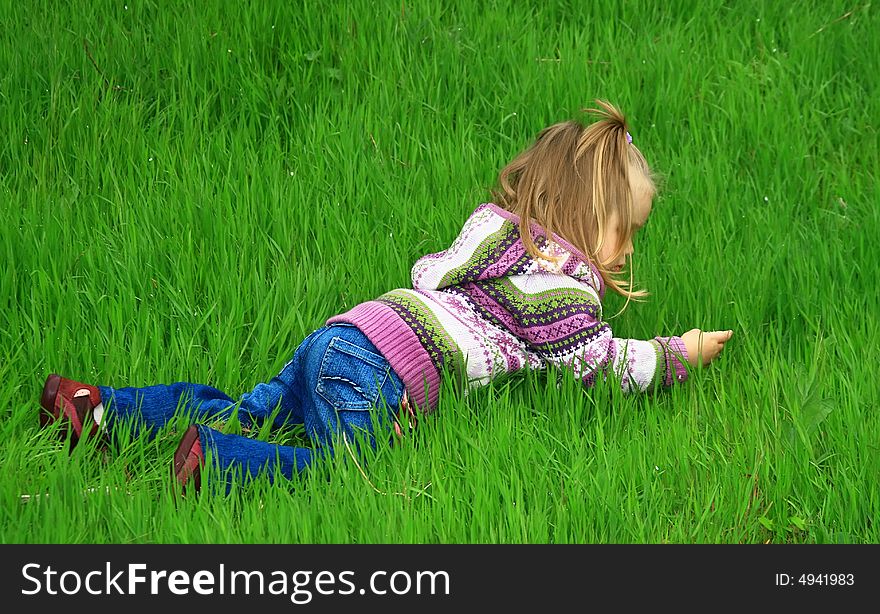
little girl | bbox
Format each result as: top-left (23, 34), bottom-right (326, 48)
top-left (39, 100), bottom-right (733, 494)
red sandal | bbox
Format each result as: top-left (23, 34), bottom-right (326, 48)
top-left (40, 374), bottom-right (107, 451)
top-left (172, 425), bottom-right (204, 495)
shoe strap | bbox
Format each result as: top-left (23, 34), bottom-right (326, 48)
top-left (70, 395), bottom-right (91, 437)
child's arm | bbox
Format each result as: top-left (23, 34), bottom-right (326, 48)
top-left (595, 333), bottom-right (690, 392)
top-left (511, 276), bottom-right (732, 392)
top-left (576, 328), bottom-right (732, 393)
top-left (520, 316), bottom-right (688, 394)
top-left (466, 272), bottom-right (732, 394)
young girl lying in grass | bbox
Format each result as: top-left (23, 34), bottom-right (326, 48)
top-left (39, 100), bottom-right (733, 495)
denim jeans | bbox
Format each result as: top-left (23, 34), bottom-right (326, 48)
top-left (98, 323), bottom-right (406, 486)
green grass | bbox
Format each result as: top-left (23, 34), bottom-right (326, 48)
top-left (1, 0), bottom-right (877, 544)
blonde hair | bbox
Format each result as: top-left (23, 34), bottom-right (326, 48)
top-left (491, 99), bottom-right (657, 307)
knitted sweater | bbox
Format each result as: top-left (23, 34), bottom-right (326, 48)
top-left (326, 202), bottom-right (689, 412)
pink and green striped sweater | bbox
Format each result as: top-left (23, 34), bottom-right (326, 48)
top-left (326, 202), bottom-right (689, 412)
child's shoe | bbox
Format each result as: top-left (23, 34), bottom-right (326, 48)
top-left (40, 374), bottom-right (107, 451)
top-left (172, 425), bottom-right (204, 495)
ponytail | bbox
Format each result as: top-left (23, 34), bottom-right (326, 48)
top-left (492, 99), bottom-right (657, 306)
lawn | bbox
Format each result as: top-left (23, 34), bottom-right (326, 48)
top-left (1, 0), bottom-right (877, 543)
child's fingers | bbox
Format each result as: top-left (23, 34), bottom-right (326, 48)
top-left (706, 332), bottom-right (732, 362)
top-left (708, 330), bottom-right (734, 343)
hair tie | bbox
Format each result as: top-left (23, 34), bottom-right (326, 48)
top-left (626, 131), bottom-right (633, 144)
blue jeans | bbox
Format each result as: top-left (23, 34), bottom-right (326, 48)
top-left (98, 323), bottom-right (406, 486)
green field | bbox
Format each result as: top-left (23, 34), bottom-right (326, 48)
top-left (2, 0), bottom-right (878, 543)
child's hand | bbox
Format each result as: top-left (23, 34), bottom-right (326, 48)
top-left (680, 329), bottom-right (733, 368)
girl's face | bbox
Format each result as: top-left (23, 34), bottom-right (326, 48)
top-left (598, 173), bottom-right (653, 272)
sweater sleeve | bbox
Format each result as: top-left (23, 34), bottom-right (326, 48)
top-left (504, 276), bottom-right (690, 393)
top-left (539, 323), bottom-right (690, 393)
top-left (601, 334), bottom-right (690, 392)
top-left (463, 273), bottom-right (689, 393)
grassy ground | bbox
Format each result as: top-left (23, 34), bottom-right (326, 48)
top-left (1, 0), bottom-right (877, 543)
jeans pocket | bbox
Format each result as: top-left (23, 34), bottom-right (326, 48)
top-left (316, 337), bottom-right (391, 411)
